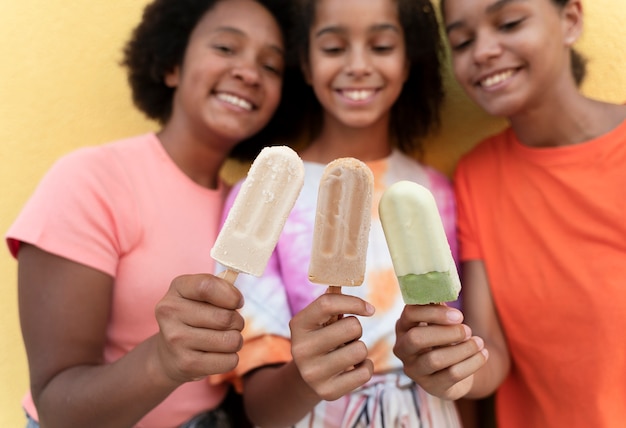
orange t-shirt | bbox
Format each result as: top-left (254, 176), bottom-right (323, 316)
top-left (454, 122), bottom-right (626, 427)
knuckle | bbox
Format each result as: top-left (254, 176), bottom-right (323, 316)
top-left (447, 364), bottom-right (466, 383)
top-left (316, 294), bottom-right (335, 313)
top-left (154, 299), bottom-right (176, 320)
top-left (406, 327), bottom-right (426, 347)
top-left (218, 353), bottom-right (240, 373)
top-left (299, 364), bottom-right (322, 385)
top-left (351, 341), bottom-right (368, 361)
top-left (421, 351), bottom-right (446, 372)
top-left (344, 317), bottom-right (363, 338)
top-left (220, 330), bottom-right (244, 352)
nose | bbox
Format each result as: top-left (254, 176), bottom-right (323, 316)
top-left (231, 61), bottom-right (260, 85)
top-left (345, 47), bottom-right (372, 77)
top-left (472, 31), bottom-right (502, 64)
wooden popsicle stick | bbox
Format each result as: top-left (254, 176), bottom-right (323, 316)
top-left (323, 285), bottom-right (343, 326)
top-left (218, 269), bottom-right (240, 285)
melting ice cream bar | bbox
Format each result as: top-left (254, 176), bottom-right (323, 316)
top-left (211, 146), bottom-right (305, 283)
top-left (308, 157), bottom-right (373, 288)
top-left (379, 180), bottom-right (460, 304)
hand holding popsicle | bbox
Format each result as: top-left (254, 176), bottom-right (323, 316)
top-left (289, 291), bottom-right (375, 401)
top-left (211, 146), bottom-right (305, 284)
top-left (393, 302), bottom-right (486, 400)
top-left (379, 181), bottom-right (485, 399)
top-left (154, 273), bottom-right (246, 382)
top-left (308, 158), bottom-right (374, 324)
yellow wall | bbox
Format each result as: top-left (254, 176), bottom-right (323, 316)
top-left (0, 1), bottom-right (624, 425)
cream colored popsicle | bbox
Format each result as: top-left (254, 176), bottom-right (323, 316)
top-left (308, 157), bottom-right (374, 290)
top-left (379, 180), bottom-right (460, 304)
top-left (211, 146), bottom-right (304, 283)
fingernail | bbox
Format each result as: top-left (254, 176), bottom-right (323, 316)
top-left (473, 336), bottom-right (484, 349)
top-left (463, 325), bottom-right (472, 339)
top-left (365, 302), bottom-right (375, 315)
top-left (446, 310), bottom-right (463, 323)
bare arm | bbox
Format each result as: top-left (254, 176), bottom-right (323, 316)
top-left (243, 293), bottom-right (375, 427)
top-left (461, 260), bottom-right (510, 398)
top-left (18, 244), bottom-right (244, 428)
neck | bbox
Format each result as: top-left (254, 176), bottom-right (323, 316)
top-left (157, 119), bottom-right (231, 189)
top-left (301, 113), bottom-right (393, 163)
top-left (509, 89), bottom-right (626, 148)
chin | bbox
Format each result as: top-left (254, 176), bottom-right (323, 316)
top-left (473, 95), bottom-right (525, 119)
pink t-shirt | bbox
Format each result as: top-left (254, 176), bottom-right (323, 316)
top-left (7, 134), bottom-right (228, 427)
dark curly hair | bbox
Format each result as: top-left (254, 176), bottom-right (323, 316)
top-left (121, 0), bottom-right (302, 160)
top-left (289, 0), bottom-right (446, 155)
top-left (439, 0), bottom-right (587, 86)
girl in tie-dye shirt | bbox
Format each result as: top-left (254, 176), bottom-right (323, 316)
top-left (215, 0), bottom-right (462, 426)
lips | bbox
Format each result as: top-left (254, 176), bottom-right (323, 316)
top-left (216, 92), bottom-right (255, 111)
top-left (478, 69), bottom-right (515, 89)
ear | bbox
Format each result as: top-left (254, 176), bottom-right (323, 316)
top-left (561, 0), bottom-right (583, 47)
top-left (164, 66), bottom-right (180, 88)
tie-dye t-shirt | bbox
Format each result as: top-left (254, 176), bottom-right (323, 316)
top-left (217, 150), bottom-right (460, 426)
top-left (216, 150), bottom-right (460, 428)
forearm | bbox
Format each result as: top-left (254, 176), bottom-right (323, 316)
top-left (466, 339), bottom-right (510, 399)
top-left (35, 336), bottom-right (181, 428)
top-left (244, 362), bottom-right (321, 427)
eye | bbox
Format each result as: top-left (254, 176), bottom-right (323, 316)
top-left (499, 17), bottom-right (525, 31)
top-left (213, 44), bottom-right (235, 55)
top-left (450, 37), bottom-right (473, 52)
top-left (372, 45), bottom-right (394, 54)
top-left (321, 46), bottom-right (344, 55)
top-left (263, 64), bottom-right (283, 76)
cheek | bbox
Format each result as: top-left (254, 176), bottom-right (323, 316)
top-left (451, 55), bottom-right (471, 85)
top-left (265, 79), bottom-right (283, 114)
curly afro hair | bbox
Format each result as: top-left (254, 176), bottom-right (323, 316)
top-left (121, 0), bottom-right (302, 160)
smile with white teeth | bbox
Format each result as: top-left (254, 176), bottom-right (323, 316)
top-left (216, 93), bottom-right (253, 111)
top-left (480, 69), bottom-right (514, 88)
top-left (341, 89), bottom-right (375, 101)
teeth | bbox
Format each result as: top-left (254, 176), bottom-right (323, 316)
top-left (216, 93), bottom-right (253, 111)
top-left (481, 70), bottom-right (514, 88)
top-left (343, 89), bottom-right (375, 101)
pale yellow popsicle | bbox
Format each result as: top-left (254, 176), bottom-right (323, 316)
top-left (308, 158), bottom-right (374, 288)
top-left (379, 180), bottom-right (460, 304)
top-left (211, 146), bottom-right (304, 283)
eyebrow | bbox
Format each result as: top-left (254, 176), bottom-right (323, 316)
top-left (214, 26), bottom-right (284, 56)
top-left (445, 0), bottom-right (528, 34)
top-left (314, 23), bottom-right (401, 39)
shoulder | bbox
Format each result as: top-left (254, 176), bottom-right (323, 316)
top-left (48, 134), bottom-right (156, 182)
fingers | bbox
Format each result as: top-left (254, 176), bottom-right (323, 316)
top-left (295, 337), bottom-right (373, 401)
top-left (174, 274), bottom-right (244, 310)
top-left (154, 274), bottom-right (246, 382)
top-left (292, 293), bottom-right (375, 331)
top-left (157, 275), bottom-right (245, 332)
top-left (309, 358), bottom-right (374, 401)
top-left (392, 303), bottom-right (489, 399)
top-left (396, 304), bottom-right (463, 334)
top-left (395, 322), bottom-right (471, 360)
top-left (406, 339), bottom-right (489, 400)
top-left (289, 294), bottom-right (375, 400)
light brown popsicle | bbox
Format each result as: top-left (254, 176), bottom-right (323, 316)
top-left (308, 157), bottom-right (374, 323)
